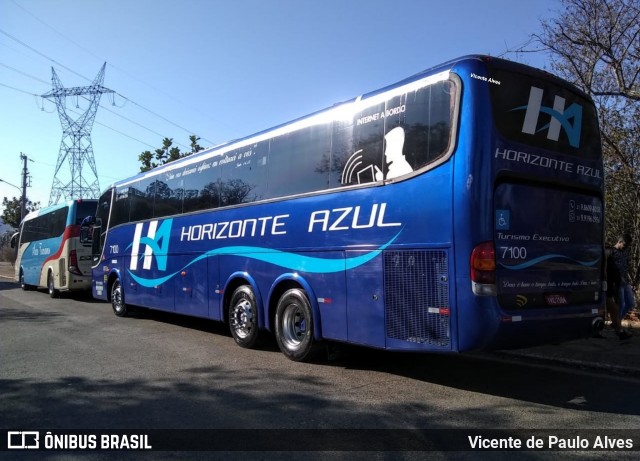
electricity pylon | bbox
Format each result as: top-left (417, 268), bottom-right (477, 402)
top-left (42, 63), bottom-right (113, 205)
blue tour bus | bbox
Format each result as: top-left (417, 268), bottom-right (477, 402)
top-left (86, 55), bottom-right (604, 361)
top-left (15, 199), bottom-right (98, 297)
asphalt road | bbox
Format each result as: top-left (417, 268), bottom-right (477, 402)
top-left (1, 280), bottom-right (639, 460)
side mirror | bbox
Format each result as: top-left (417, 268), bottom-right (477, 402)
top-left (9, 232), bottom-right (18, 249)
top-left (91, 219), bottom-right (103, 264)
top-left (80, 216), bottom-right (96, 244)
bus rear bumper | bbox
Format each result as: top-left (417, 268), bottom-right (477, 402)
top-left (479, 308), bottom-right (604, 351)
top-left (64, 275), bottom-right (92, 292)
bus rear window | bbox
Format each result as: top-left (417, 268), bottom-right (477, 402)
top-left (488, 69), bottom-right (601, 160)
top-left (75, 200), bottom-right (98, 225)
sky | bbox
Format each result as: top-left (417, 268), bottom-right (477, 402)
top-left (0, 0), bottom-right (560, 217)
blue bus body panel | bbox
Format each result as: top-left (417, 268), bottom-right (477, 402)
top-left (20, 237), bottom-right (62, 286)
top-left (95, 162), bottom-right (456, 350)
top-left (346, 251), bottom-right (384, 347)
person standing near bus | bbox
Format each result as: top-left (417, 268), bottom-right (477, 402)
top-left (606, 235), bottom-right (633, 340)
top-left (612, 234), bottom-right (635, 320)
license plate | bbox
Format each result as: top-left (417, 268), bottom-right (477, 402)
top-left (545, 294), bottom-right (569, 306)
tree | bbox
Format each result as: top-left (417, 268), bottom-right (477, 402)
top-left (188, 134), bottom-right (203, 154)
top-left (1, 196), bottom-right (40, 228)
top-left (523, 0), bottom-right (640, 286)
top-left (138, 135), bottom-right (205, 172)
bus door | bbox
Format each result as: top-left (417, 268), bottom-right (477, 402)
top-left (124, 220), bottom-right (175, 311)
top-left (346, 251), bottom-right (385, 347)
top-left (125, 257), bottom-right (175, 311)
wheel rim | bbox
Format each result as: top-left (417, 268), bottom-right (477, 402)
top-left (112, 283), bottom-right (123, 313)
top-left (230, 299), bottom-right (254, 339)
top-left (281, 303), bottom-right (307, 349)
top-left (48, 273), bottom-right (54, 294)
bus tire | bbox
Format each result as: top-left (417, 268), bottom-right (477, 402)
top-left (275, 288), bottom-right (318, 362)
top-left (228, 285), bottom-right (260, 349)
top-left (47, 271), bottom-right (59, 298)
top-left (111, 278), bottom-right (129, 317)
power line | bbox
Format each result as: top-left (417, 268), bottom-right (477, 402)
top-left (114, 93), bottom-right (205, 146)
top-left (10, 0), bottom-right (215, 126)
top-left (9, 0), bottom-right (103, 64)
top-left (0, 61), bottom-right (50, 85)
top-left (4, 1), bottom-right (224, 144)
top-left (0, 63), bottom-right (190, 150)
top-left (0, 81), bottom-right (38, 96)
top-left (97, 102), bottom-right (191, 150)
top-left (111, 77), bottom-right (223, 144)
top-left (0, 26), bottom-right (215, 145)
top-left (66, 106), bottom-right (158, 150)
top-left (24, 147), bottom-right (129, 184)
top-left (0, 28), bottom-right (91, 83)
top-left (0, 80), bottom-right (160, 150)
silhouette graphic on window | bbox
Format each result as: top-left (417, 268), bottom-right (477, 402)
top-left (342, 127), bottom-right (414, 185)
top-left (382, 127), bottom-right (413, 179)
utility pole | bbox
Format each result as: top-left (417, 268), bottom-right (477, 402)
top-left (0, 154), bottom-right (29, 225)
top-left (20, 153), bottom-right (28, 222)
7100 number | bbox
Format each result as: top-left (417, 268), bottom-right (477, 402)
top-left (500, 246), bottom-right (527, 260)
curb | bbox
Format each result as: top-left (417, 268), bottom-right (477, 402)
top-left (496, 349), bottom-right (640, 377)
top-left (0, 262), bottom-right (15, 280)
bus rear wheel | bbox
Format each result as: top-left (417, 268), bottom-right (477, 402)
top-left (47, 271), bottom-right (59, 298)
top-left (111, 279), bottom-right (129, 317)
top-left (228, 285), bottom-right (260, 349)
top-left (275, 288), bottom-right (318, 362)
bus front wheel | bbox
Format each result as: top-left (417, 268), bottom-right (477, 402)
top-left (228, 285), bottom-right (260, 349)
top-left (111, 279), bottom-right (129, 317)
top-left (275, 288), bottom-right (318, 362)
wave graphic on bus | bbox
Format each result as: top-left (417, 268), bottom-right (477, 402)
top-left (498, 253), bottom-right (600, 271)
top-left (127, 231), bottom-right (402, 288)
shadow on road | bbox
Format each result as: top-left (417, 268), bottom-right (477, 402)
top-left (0, 280), bottom-right (17, 291)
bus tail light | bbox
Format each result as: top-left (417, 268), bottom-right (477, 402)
top-left (471, 242), bottom-right (496, 296)
top-left (69, 250), bottom-right (82, 276)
